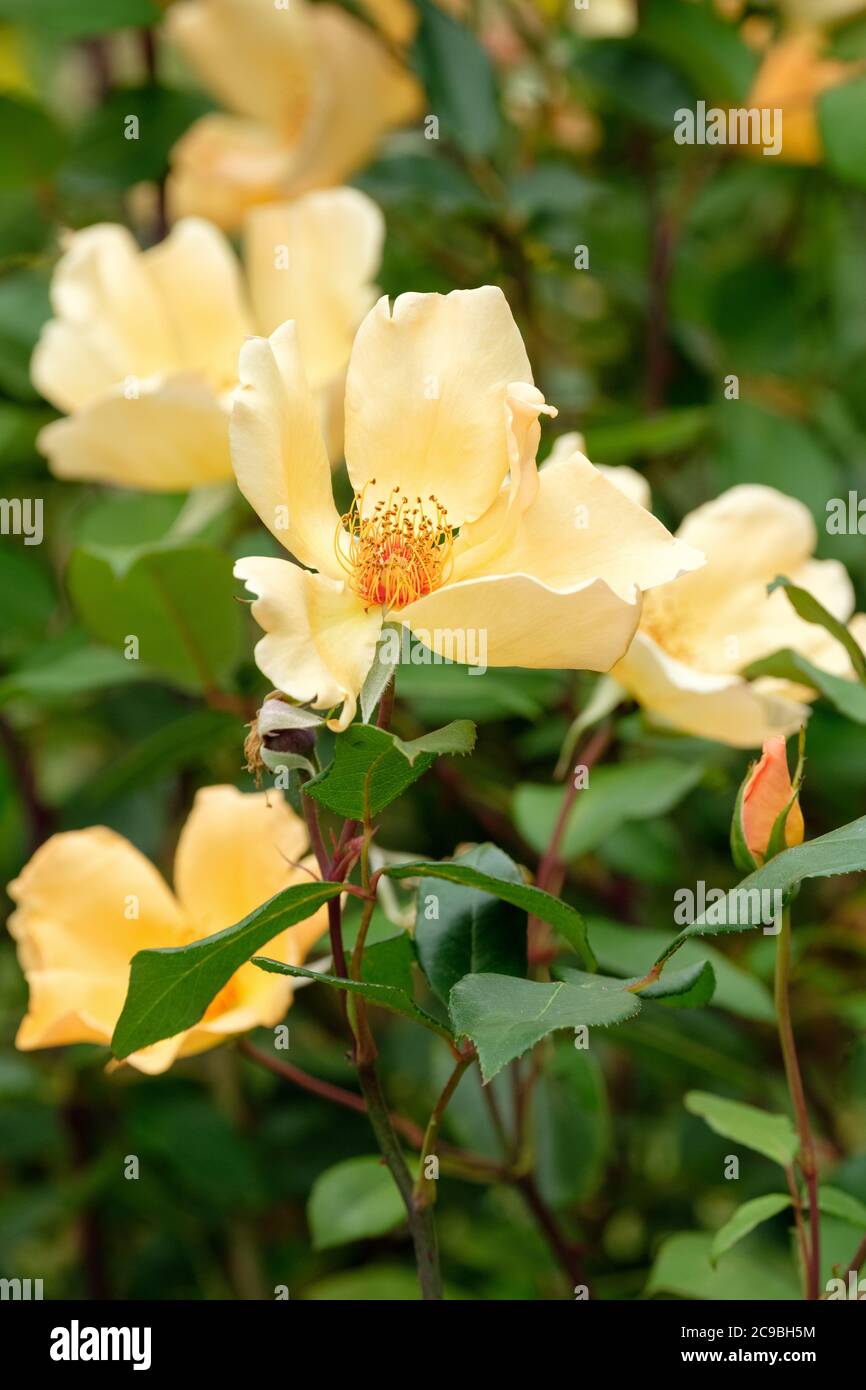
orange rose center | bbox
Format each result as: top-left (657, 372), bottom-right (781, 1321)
top-left (335, 482), bottom-right (453, 611)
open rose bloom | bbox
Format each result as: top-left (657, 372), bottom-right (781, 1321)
top-left (166, 0), bottom-right (421, 230)
top-left (745, 28), bottom-right (860, 165)
top-left (231, 286), bottom-right (704, 730)
top-left (7, 787), bottom-right (328, 1074)
top-left (31, 189), bottom-right (382, 489)
top-left (613, 484), bottom-right (866, 747)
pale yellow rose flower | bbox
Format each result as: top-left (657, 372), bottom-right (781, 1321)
top-left (165, 0), bottom-right (422, 230)
top-left (31, 189), bottom-right (384, 489)
top-left (230, 286), bottom-right (704, 731)
top-left (546, 432), bottom-right (651, 510)
top-left (356, 0), bottom-right (469, 46)
top-left (570, 0), bottom-right (638, 39)
top-left (745, 29), bottom-right (860, 164)
top-left (612, 484), bottom-right (866, 748)
top-left (7, 786), bottom-right (328, 1075)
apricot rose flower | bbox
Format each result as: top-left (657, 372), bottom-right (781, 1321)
top-left (612, 484), bottom-right (866, 747)
top-left (31, 190), bottom-right (383, 489)
top-left (166, 0), bottom-right (421, 230)
top-left (231, 286), bottom-right (704, 731)
top-left (7, 786), bottom-right (328, 1074)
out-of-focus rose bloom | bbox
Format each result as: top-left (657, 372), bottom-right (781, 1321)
top-left (31, 189), bottom-right (383, 489)
top-left (547, 433), bottom-right (650, 509)
top-left (230, 286), bottom-right (703, 731)
top-left (358, 0), bottom-right (469, 44)
top-left (7, 786), bottom-right (329, 1075)
top-left (165, 0), bottom-right (421, 230)
top-left (570, 0), bottom-right (637, 39)
top-left (739, 734), bottom-right (805, 864)
top-left (746, 29), bottom-right (860, 163)
top-left (613, 484), bottom-right (866, 748)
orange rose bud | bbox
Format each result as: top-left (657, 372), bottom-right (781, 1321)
top-left (740, 735), bottom-right (805, 863)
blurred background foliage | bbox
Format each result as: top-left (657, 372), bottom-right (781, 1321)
top-left (1, 0), bottom-right (865, 1300)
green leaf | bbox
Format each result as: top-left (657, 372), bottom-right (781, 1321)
top-left (449, 970), bottom-right (640, 1081)
top-left (0, 95), bottom-right (68, 191)
top-left (356, 153), bottom-right (487, 215)
top-left (359, 931), bottom-right (416, 996)
top-left (634, 959), bottom-right (716, 1009)
top-left (656, 813), bottom-right (866, 965)
top-left (384, 857), bottom-right (595, 970)
top-left (415, 843), bottom-right (527, 1004)
top-left (818, 1185), bottom-right (866, 1228)
top-left (710, 1194), bottom-right (793, 1264)
top-left (743, 649), bottom-right (866, 724)
top-left (0, 544), bottom-right (54, 658)
top-left (63, 709), bottom-right (240, 823)
top-left (308, 1156), bottom-right (406, 1250)
top-left (111, 881), bottom-right (343, 1059)
top-left (715, 403), bottom-right (840, 519)
top-left (769, 575), bottom-right (866, 684)
top-left (359, 626), bottom-right (398, 723)
top-left (533, 1043), bottom-right (610, 1208)
top-left (640, 0), bottom-right (758, 104)
top-left (0, 268), bottom-right (51, 400)
top-left (514, 758), bottom-right (703, 861)
top-left (412, 0), bottom-right (500, 157)
top-left (819, 77), bottom-right (866, 191)
top-left (67, 541), bottom-right (242, 691)
top-left (646, 1232), bottom-right (799, 1300)
top-left (397, 662), bottom-right (563, 723)
top-left (62, 85), bottom-right (212, 193)
top-left (304, 719), bottom-right (475, 819)
top-left (0, 0), bottom-right (160, 36)
top-left (252, 958), bottom-right (452, 1040)
top-left (583, 407), bottom-right (709, 464)
top-left (0, 400), bottom-right (55, 469)
top-left (587, 918), bottom-right (775, 1022)
top-left (685, 1091), bottom-right (799, 1167)
top-left (0, 641), bottom-right (146, 706)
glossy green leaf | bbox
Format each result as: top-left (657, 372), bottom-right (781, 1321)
top-left (633, 959), bottom-right (716, 1009)
top-left (308, 1156), bottom-right (405, 1250)
top-left (412, 0), bottom-right (499, 156)
top-left (415, 843), bottom-right (526, 1004)
top-left (818, 1185), bottom-right (866, 1228)
top-left (0, 96), bottom-right (67, 191)
top-left (769, 575), bottom-right (866, 683)
top-left (304, 719), bottom-right (475, 819)
top-left (656, 814), bottom-right (866, 967)
top-left (0, 0), bottom-right (159, 35)
top-left (710, 1194), bottom-right (793, 1264)
top-left (819, 77), bottom-right (866, 191)
top-left (647, 1232), bottom-right (799, 1300)
top-left (743, 649), bottom-right (866, 724)
top-left (112, 881), bottom-right (343, 1059)
top-left (68, 541), bottom-right (243, 691)
top-left (385, 857), bottom-right (595, 970)
top-left (533, 1043), bottom-right (610, 1208)
top-left (640, 0), bottom-right (758, 104)
top-left (449, 970), bottom-right (639, 1081)
top-left (514, 758), bottom-right (703, 861)
top-left (587, 918), bottom-right (774, 1022)
top-left (62, 85), bottom-right (212, 192)
top-left (685, 1091), bottom-right (799, 1167)
top-left (252, 957), bottom-right (452, 1040)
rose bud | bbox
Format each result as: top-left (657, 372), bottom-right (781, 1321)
top-left (732, 733), bottom-right (805, 871)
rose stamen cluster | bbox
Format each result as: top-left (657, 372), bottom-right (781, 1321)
top-left (335, 481), bottom-right (453, 611)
